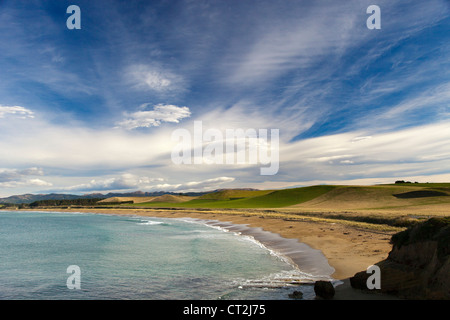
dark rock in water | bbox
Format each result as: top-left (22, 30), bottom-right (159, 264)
top-left (288, 290), bottom-right (303, 299)
top-left (350, 217), bottom-right (450, 300)
top-left (314, 280), bottom-right (335, 299)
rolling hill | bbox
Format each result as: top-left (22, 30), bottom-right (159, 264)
top-left (128, 183), bottom-right (450, 213)
top-left (0, 190), bottom-right (210, 204)
top-left (131, 185), bottom-right (338, 208)
top-left (4, 184), bottom-right (450, 215)
top-left (288, 183), bottom-right (450, 213)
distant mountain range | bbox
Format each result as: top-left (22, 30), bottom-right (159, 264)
top-left (0, 189), bottom-right (257, 204)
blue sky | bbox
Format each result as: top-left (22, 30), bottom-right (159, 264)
top-left (0, 0), bottom-right (449, 196)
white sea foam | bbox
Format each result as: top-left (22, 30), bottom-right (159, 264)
top-left (233, 270), bottom-right (314, 288)
top-left (137, 220), bottom-right (164, 226)
top-left (181, 219), bottom-right (302, 273)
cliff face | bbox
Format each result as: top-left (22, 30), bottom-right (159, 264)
top-left (350, 217), bottom-right (450, 299)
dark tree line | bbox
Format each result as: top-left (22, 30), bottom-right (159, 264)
top-left (29, 198), bottom-right (104, 207)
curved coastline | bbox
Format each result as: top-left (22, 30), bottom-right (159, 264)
top-left (13, 208), bottom-right (394, 287)
top-left (1, 208), bottom-right (402, 300)
top-left (180, 217), bottom-right (335, 280)
top-left (18, 209), bottom-right (335, 280)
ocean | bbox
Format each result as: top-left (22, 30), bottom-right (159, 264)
top-left (0, 210), bottom-right (334, 300)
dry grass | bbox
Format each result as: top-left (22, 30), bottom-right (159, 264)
top-left (98, 197), bottom-right (156, 204)
top-left (148, 194), bottom-right (198, 203)
top-left (288, 185), bottom-right (450, 217)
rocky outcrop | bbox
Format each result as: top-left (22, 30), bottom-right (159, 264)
top-left (350, 217), bottom-right (450, 299)
top-left (314, 280), bottom-right (335, 299)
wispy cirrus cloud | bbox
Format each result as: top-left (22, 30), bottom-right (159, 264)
top-left (279, 120), bottom-right (450, 183)
top-left (126, 64), bottom-right (186, 95)
top-left (0, 105), bottom-right (34, 119)
top-left (379, 83), bottom-right (450, 120)
top-left (0, 0), bottom-right (449, 197)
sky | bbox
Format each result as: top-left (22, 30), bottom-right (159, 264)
top-left (0, 0), bottom-right (449, 197)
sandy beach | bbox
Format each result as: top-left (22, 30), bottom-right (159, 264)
top-left (16, 207), bottom-right (403, 299)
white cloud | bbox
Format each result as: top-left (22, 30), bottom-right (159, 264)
top-left (351, 136), bottom-right (372, 143)
top-left (142, 176), bottom-right (235, 192)
top-left (0, 179), bottom-right (52, 188)
top-left (0, 105), bottom-right (34, 119)
top-left (117, 104), bottom-right (191, 130)
top-left (380, 83), bottom-right (450, 120)
top-left (26, 179), bottom-right (53, 187)
top-left (272, 173), bottom-right (450, 189)
top-left (60, 174), bottom-right (165, 192)
top-left (221, 2), bottom-right (361, 86)
top-left (57, 174), bottom-right (233, 193)
top-left (126, 64), bottom-right (185, 94)
top-left (315, 155), bottom-right (354, 163)
top-left (0, 167), bottom-right (43, 181)
top-left (0, 167), bottom-right (51, 188)
top-left (2, 100), bottom-right (450, 195)
top-left (0, 113), bottom-right (177, 170)
top-left (280, 120), bottom-right (450, 182)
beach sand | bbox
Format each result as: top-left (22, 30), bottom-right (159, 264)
top-left (33, 207), bottom-right (398, 299)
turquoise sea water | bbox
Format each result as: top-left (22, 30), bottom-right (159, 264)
top-left (0, 211), bottom-right (326, 300)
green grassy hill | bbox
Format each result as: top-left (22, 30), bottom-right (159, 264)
top-left (288, 183), bottom-right (450, 214)
top-left (130, 185), bottom-right (337, 208)
top-left (124, 183), bottom-right (450, 212)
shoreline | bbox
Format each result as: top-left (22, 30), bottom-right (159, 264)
top-left (20, 207), bottom-right (395, 279)
top-left (182, 217), bottom-right (335, 281)
top-left (13, 207), bottom-right (398, 299)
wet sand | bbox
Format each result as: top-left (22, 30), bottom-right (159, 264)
top-left (185, 218), bottom-right (335, 280)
